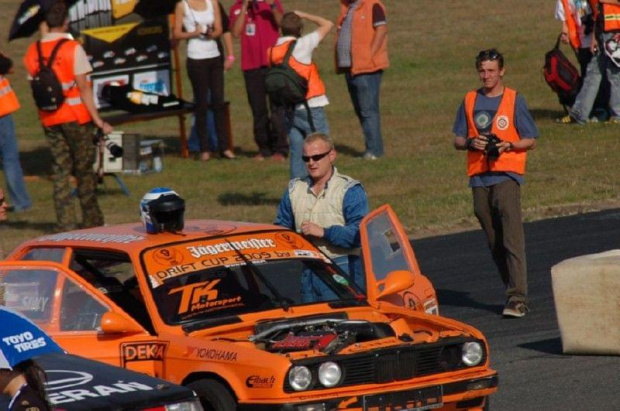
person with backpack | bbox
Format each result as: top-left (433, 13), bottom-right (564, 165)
top-left (554, 0), bottom-right (610, 120)
top-left (0, 52), bottom-right (32, 213)
top-left (560, 0), bottom-right (620, 124)
top-left (452, 49), bottom-right (538, 318)
top-left (267, 11), bottom-right (333, 179)
top-left (23, 1), bottom-right (112, 232)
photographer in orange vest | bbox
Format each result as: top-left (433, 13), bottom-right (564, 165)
top-left (0, 52), bottom-right (32, 213)
top-left (24, 1), bottom-right (112, 232)
top-left (453, 49), bottom-right (538, 318)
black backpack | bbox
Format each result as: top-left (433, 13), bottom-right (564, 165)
top-left (30, 39), bottom-right (68, 111)
top-left (543, 35), bottom-right (581, 108)
top-left (265, 40), bottom-right (315, 132)
top-left (265, 40), bottom-right (308, 106)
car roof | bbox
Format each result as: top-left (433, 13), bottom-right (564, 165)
top-left (17, 219), bottom-right (286, 255)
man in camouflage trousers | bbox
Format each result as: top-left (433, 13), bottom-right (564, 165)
top-left (24, 2), bottom-right (112, 232)
top-left (45, 124), bottom-right (102, 230)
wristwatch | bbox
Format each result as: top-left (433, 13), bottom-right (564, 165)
top-left (270, 3), bottom-right (277, 9)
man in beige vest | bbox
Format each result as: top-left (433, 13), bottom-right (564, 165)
top-left (275, 134), bottom-right (369, 302)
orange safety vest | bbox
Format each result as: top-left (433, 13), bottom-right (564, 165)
top-left (24, 38), bottom-right (91, 127)
top-left (600, 2), bottom-right (620, 32)
top-left (268, 40), bottom-right (326, 100)
top-left (0, 75), bottom-right (20, 117)
top-left (464, 87), bottom-right (527, 176)
top-left (561, 0), bottom-right (582, 49)
top-left (336, 0), bottom-right (389, 75)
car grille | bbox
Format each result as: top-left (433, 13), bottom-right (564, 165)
top-left (284, 338), bottom-right (485, 392)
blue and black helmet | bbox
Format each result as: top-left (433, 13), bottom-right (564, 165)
top-left (139, 187), bottom-right (185, 234)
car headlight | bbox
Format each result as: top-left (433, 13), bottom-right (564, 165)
top-left (318, 362), bottom-right (341, 387)
top-left (289, 366), bottom-right (313, 391)
top-left (462, 342), bottom-right (483, 366)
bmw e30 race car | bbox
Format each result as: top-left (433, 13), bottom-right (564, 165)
top-left (0, 205), bottom-right (497, 410)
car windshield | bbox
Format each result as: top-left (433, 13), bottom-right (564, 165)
top-left (142, 232), bottom-right (365, 327)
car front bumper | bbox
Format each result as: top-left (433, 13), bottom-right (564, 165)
top-left (238, 373), bottom-right (498, 411)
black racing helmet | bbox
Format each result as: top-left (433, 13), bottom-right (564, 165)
top-left (140, 187), bottom-right (185, 234)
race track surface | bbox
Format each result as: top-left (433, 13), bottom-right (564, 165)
top-left (414, 208), bottom-right (620, 410)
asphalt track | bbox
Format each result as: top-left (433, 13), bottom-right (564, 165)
top-left (412, 208), bottom-right (620, 410)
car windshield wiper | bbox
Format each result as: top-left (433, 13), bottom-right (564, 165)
top-left (328, 298), bottom-right (369, 308)
top-left (224, 239), bottom-right (291, 312)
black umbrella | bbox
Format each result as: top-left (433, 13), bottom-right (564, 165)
top-left (8, 0), bottom-right (79, 41)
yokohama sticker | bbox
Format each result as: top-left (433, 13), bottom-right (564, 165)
top-left (496, 115), bottom-right (509, 131)
top-left (184, 346), bottom-right (238, 362)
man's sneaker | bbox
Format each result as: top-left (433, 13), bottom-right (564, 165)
top-left (556, 114), bottom-right (577, 124)
top-left (362, 152), bottom-right (378, 161)
top-left (502, 300), bottom-right (529, 318)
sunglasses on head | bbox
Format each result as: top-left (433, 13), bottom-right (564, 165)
top-left (477, 49), bottom-right (501, 61)
top-left (302, 150), bottom-right (332, 163)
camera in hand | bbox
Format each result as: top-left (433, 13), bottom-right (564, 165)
top-left (93, 129), bottom-right (123, 158)
top-left (483, 133), bottom-right (502, 161)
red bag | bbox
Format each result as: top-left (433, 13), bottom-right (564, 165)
top-left (543, 35), bottom-right (581, 107)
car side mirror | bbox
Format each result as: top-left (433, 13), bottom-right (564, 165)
top-left (100, 312), bottom-right (144, 335)
top-left (375, 270), bottom-right (415, 300)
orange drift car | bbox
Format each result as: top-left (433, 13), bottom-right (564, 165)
top-left (0, 205), bottom-right (497, 410)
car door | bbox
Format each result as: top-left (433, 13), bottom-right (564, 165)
top-left (0, 261), bottom-right (167, 377)
top-left (360, 204), bottom-right (438, 314)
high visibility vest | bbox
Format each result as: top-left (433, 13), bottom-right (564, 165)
top-left (561, 0), bottom-right (582, 49)
top-left (601, 2), bottom-right (620, 32)
top-left (24, 38), bottom-right (91, 127)
top-left (268, 40), bottom-right (326, 100)
top-left (464, 87), bottom-right (527, 176)
top-left (0, 76), bottom-right (20, 117)
top-left (336, 0), bottom-right (389, 75)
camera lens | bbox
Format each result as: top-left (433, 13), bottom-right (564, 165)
top-left (106, 141), bottom-right (123, 158)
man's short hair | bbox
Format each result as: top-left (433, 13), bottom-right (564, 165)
top-left (45, 1), bottom-right (68, 29)
top-left (281, 12), bottom-right (303, 37)
top-left (305, 133), bottom-right (334, 150)
top-left (475, 48), bottom-right (504, 69)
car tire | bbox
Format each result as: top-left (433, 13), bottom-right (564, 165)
top-left (187, 379), bottom-right (236, 411)
top-left (483, 396), bottom-right (490, 410)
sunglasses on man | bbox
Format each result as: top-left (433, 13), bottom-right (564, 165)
top-left (302, 150), bottom-right (332, 163)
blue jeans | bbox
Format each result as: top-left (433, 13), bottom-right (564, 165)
top-left (188, 91), bottom-right (218, 153)
top-left (286, 106), bottom-right (329, 179)
top-left (345, 70), bottom-right (384, 157)
top-left (0, 114), bottom-right (32, 211)
top-left (570, 32), bottom-right (620, 123)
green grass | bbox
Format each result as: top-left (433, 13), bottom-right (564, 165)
top-left (1, 0), bottom-right (619, 256)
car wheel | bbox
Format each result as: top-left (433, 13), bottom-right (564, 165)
top-left (187, 379), bottom-right (236, 411)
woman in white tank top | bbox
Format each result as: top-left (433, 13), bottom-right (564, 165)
top-left (174, 0), bottom-right (235, 161)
